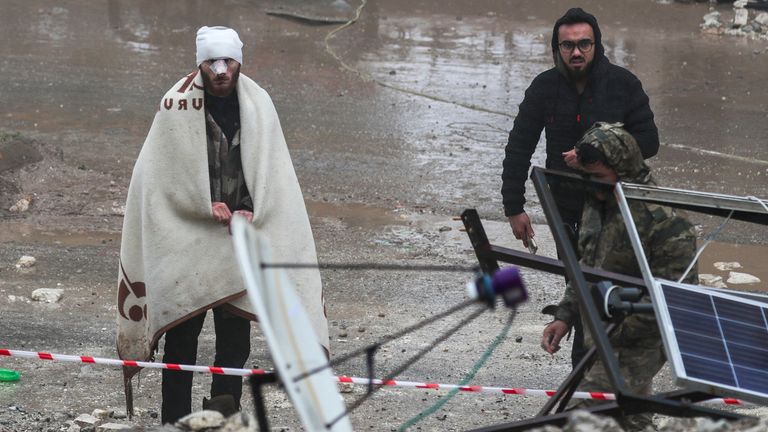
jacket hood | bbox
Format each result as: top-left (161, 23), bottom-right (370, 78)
top-left (551, 8), bottom-right (605, 75)
top-left (576, 122), bottom-right (653, 184)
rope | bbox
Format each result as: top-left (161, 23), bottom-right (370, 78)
top-left (294, 299), bottom-right (477, 383)
top-left (398, 311), bottom-right (516, 431)
top-left (0, 348), bottom-right (749, 406)
top-left (323, 0), bottom-right (512, 118)
top-left (678, 209), bottom-right (734, 283)
top-left (326, 305), bottom-right (488, 428)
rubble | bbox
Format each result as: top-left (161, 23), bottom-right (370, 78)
top-left (727, 271), bottom-right (761, 284)
top-left (9, 196), bottom-right (31, 213)
top-left (701, 4), bottom-right (768, 40)
top-left (699, 274), bottom-right (728, 288)
top-left (14, 255), bottom-right (36, 269)
top-left (31, 288), bottom-right (64, 303)
top-left (714, 261), bottom-right (742, 271)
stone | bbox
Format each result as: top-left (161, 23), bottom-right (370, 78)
top-left (9, 197), bottom-right (31, 213)
top-left (562, 410), bottom-right (621, 432)
top-left (175, 410), bottom-right (225, 430)
top-left (96, 424), bottom-right (132, 431)
top-left (734, 2), bottom-right (749, 27)
top-left (74, 413), bottom-right (101, 428)
top-left (91, 409), bottom-right (112, 420)
top-left (15, 255), bottom-right (36, 269)
top-left (218, 412), bottom-right (258, 432)
top-left (338, 381), bottom-right (355, 393)
top-left (699, 274), bottom-right (727, 288)
top-left (110, 411), bottom-right (127, 420)
top-left (702, 11), bottom-right (722, 28)
top-left (713, 261), bottom-right (742, 271)
top-left (31, 288), bottom-right (64, 303)
top-left (755, 12), bottom-right (768, 26)
top-left (727, 272), bottom-right (761, 285)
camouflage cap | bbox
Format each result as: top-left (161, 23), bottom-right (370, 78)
top-left (576, 122), bottom-right (653, 184)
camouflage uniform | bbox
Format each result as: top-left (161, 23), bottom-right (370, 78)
top-left (553, 122), bottom-right (698, 431)
top-left (206, 111), bottom-right (253, 212)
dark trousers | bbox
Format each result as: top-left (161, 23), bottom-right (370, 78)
top-left (559, 208), bottom-right (587, 368)
top-left (161, 306), bottom-right (251, 424)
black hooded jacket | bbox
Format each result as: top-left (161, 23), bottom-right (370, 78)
top-left (501, 8), bottom-right (659, 219)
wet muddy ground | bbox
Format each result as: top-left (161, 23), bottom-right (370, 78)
top-left (1, 0), bottom-right (768, 431)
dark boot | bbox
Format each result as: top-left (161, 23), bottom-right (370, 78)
top-left (202, 394), bottom-right (237, 418)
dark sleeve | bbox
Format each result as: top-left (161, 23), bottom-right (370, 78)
top-left (502, 80), bottom-right (546, 217)
top-left (623, 74), bottom-right (659, 159)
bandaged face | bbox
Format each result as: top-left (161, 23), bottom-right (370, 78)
top-left (199, 57), bottom-right (241, 98)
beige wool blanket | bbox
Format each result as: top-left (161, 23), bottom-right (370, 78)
top-left (116, 71), bottom-right (329, 370)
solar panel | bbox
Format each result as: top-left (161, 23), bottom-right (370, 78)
top-left (652, 279), bottom-right (768, 404)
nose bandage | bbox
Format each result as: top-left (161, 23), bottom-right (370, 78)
top-left (210, 59), bottom-right (228, 75)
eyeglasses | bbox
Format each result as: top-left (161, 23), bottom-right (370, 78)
top-left (558, 39), bottom-right (594, 53)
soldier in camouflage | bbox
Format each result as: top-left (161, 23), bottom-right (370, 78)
top-left (540, 122), bottom-right (698, 430)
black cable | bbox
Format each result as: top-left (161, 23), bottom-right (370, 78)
top-left (325, 305), bottom-right (488, 428)
top-left (293, 299), bottom-right (477, 382)
top-left (262, 262), bottom-right (477, 272)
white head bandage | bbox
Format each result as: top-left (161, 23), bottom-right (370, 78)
top-left (195, 26), bottom-right (243, 66)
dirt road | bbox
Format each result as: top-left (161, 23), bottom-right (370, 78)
top-left (1, 0), bottom-right (768, 430)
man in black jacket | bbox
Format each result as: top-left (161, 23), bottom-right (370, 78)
top-left (501, 8), bottom-right (659, 366)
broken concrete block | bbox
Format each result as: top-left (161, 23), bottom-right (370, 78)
top-left (31, 288), bottom-right (64, 303)
top-left (176, 410), bottom-right (225, 430)
top-left (713, 261), bottom-right (742, 271)
top-left (699, 274), bottom-right (727, 289)
top-left (74, 413), bottom-right (101, 428)
top-left (15, 255), bottom-right (36, 269)
top-left (727, 272), bottom-right (761, 285)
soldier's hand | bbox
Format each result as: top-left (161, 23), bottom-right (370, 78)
top-left (541, 320), bottom-right (570, 355)
top-left (508, 212), bottom-right (535, 248)
top-left (212, 201), bottom-right (232, 224)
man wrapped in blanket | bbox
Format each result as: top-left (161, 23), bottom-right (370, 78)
top-left (117, 26), bottom-right (328, 424)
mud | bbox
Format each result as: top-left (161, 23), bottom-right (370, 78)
top-left (1, 0), bottom-right (768, 431)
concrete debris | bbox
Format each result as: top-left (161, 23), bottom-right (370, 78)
top-left (727, 271), bottom-right (761, 284)
top-left (110, 204), bottom-right (126, 216)
top-left (562, 410), bottom-right (621, 432)
top-left (31, 287), bottom-right (64, 303)
top-left (175, 410), bottom-right (225, 430)
top-left (338, 381), bottom-right (355, 393)
top-left (91, 409), bottom-right (113, 420)
top-left (702, 11), bottom-right (723, 28)
top-left (7, 294), bottom-right (31, 303)
top-left (96, 423), bottom-right (134, 431)
top-left (734, 0), bottom-right (749, 27)
top-left (217, 412), bottom-right (258, 432)
top-left (9, 196), bottom-right (31, 212)
top-left (74, 413), bottom-right (102, 428)
top-left (699, 274), bottom-right (728, 288)
top-left (756, 12), bottom-right (768, 26)
top-left (713, 261), bottom-right (742, 271)
top-left (15, 255), bottom-right (36, 269)
top-left (702, 7), bottom-right (768, 39)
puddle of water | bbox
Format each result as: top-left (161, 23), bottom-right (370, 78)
top-left (0, 222), bottom-right (119, 246)
top-left (699, 240), bottom-right (768, 293)
top-left (306, 200), bottom-right (407, 229)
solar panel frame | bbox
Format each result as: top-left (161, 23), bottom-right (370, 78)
top-left (614, 182), bottom-right (768, 405)
top-left (651, 279), bottom-right (768, 405)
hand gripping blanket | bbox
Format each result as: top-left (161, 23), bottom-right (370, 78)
top-left (116, 71), bottom-right (328, 410)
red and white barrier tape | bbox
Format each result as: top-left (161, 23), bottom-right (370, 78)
top-left (0, 348), bottom-right (748, 406)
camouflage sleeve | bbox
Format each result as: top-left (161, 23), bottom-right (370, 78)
top-left (648, 208), bottom-right (698, 284)
top-left (554, 281), bottom-right (578, 326)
